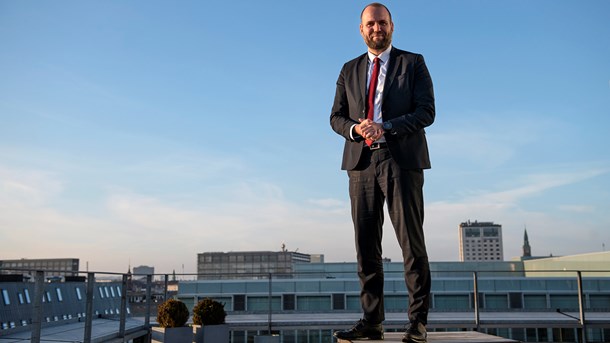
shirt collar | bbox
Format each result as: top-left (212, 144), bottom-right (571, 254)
top-left (367, 44), bottom-right (392, 64)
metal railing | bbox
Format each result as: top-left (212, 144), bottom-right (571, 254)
top-left (1, 267), bottom-right (609, 343)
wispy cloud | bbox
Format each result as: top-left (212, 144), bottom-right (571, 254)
top-left (557, 204), bottom-right (595, 213)
top-left (473, 168), bottom-right (610, 205)
top-left (0, 166), bottom-right (63, 205)
top-left (1, 160), bottom-right (608, 272)
top-left (423, 166), bottom-right (610, 260)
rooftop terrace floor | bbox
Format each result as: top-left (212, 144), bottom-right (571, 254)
top-left (337, 331), bottom-right (517, 343)
top-left (0, 318), bottom-right (147, 343)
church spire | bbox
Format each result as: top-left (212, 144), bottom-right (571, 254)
top-left (522, 227), bottom-right (532, 257)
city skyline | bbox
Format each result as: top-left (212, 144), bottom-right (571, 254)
top-left (1, 1), bottom-right (609, 273)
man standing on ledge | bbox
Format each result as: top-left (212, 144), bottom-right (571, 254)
top-left (330, 3), bottom-right (434, 342)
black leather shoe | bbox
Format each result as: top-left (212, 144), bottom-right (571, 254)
top-left (402, 322), bottom-right (427, 343)
top-left (334, 319), bottom-right (384, 340)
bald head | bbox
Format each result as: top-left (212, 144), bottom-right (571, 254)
top-left (360, 3), bottom-right (392, 22)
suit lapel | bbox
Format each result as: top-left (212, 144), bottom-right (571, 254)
top-left (357, 54), bottom-right (368, 118)
top-left (382, 48), bottom-right (399, 103)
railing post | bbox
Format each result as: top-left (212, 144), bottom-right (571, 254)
top-left (576, 271), bottom-right (588, 343)
top-left (119, 274), bottom-right (128, 338)
top-left (472, 271), bottom-right (480, 331)
top-left (84, 272), bottom-right (95, 343)
top-left (164, 274), bottom-right (169, 301)
top-left (31, 270), bottom-right (44, 343)
top-left (145, 274), bottom-right (152, 327)
top-left (268, 272), bottom-right (272, 334)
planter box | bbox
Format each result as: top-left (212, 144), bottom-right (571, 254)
top-left (151, 327), bottom-right (193, 343)
top-left (193, 324), bottom-right (229, 343)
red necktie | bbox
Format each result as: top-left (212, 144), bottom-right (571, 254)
top-left (366, 57), bottom-right (380, 146)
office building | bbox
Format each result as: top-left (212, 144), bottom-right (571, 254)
top-left (1, 252), bottom-right (610, 342)
top-left (178, 252), bottom-right (610, 342)
top-left (197, 251), bottom-right (319, 280)
top-left (459, 221), bottom-right (504, 261)
top-left (131, 265), bottom-right (154, 281)
top-left (0, 258), bottom-right (79, 279)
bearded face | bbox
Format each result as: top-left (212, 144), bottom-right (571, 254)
top-left (360, 5), bottom-right (394, 53)
top-left (363, 28), bottom-right (393, 51)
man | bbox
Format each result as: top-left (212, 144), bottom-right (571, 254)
top-left (330, 3), bottom-right (435, 342)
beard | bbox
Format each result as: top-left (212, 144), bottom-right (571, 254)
top-left (364, 31), bottom-right (392, 51)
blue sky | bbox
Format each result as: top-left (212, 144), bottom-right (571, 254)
top-left (1, 1), bottom-right (609, 274)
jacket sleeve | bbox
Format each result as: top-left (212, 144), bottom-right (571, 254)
top-left (390, 54), bottom-right (435, 136)
top-left (330, 64), bottom-right (363, 142)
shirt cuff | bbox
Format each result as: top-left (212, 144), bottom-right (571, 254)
top-left (350, 124), bottom-right (358, 141)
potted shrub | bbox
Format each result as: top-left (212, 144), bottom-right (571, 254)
top-left (151, 299), bottom-right (192, 343)
top-left (192, 297), bottom-right (229, 343)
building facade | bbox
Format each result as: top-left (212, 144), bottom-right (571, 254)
top-left (459, 221), bottom-right (504, 261)
top-left (179, 258), bottom-right (610, 342)
top-left (0, 279), bottom-right (127, 332)
top-left (197, 251), bottom-right (317, 280)
top-left (0, 259), bottom-right (79, 279)
top-left (132, 265), bottom-right (154, 281)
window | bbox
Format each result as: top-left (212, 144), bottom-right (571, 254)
top-left (483, 227), bottom-right (499, 237)
top-left (99, 288), bottom-right (105, 298)
top-left (46, 292), bottom-right (52, 302)
top-left (18, 293), bottom-right (24, 304)
top-left (110, 287), bottom-right (116, 297)
top-left (465, 228), bottom-right (480, 237)
top-left (485, 294), bottom-right (508, 309)
top-left (524, 294), bottom-right (547, 309)
top-left (1, 290), bottom-right (10, 305)
top-left (56, 288), bottom-right (63, 302)
top-left (435, 294), bottom-right (470, 310)
top-left (233, 295), bottom-right (246, 311)
top-left (283, 294), bottom-right (295, 311)
top-left (76, 288), bottom-right (82, 300)
top-left (332, 294), bottom-right (345, 310)
top-left (116, 286), bottom-right (121, 296)
top-left (296, 295), bottom-right (330, 311)
top-left (24, 289), bottom-right (31, 303)
top-left (104, 287), bottom-right (110, 298)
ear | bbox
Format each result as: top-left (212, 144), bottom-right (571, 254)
top-left (359, 23), bottom-right (364, 36)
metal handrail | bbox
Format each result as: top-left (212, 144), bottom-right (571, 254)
top-left (1, 266), bottom-right (609, 343)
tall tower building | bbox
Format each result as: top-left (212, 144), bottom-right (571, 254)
top-left (458, 221), bottom-right (504, 261)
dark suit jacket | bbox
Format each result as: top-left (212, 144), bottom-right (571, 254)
top-left (330, 47), bottom-right (435, 171)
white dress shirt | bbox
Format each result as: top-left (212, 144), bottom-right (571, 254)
top-left (351, 45), bottom-right (392, 143)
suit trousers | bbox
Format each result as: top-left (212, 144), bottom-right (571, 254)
top-left (347, 146), bottom-right (431, 325)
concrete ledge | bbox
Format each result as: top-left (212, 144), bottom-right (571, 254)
top-left (0, 318), bottom-right (147, 343)
top-left (337, 331), bottom-right (518, 343)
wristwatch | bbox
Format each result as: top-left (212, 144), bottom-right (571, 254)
top-left (382, 121), bottom-right (396, 135)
